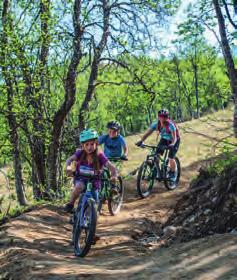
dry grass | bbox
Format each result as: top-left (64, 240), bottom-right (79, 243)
top-left (120, 107), bottom-right (236, 176)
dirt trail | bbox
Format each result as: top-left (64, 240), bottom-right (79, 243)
top-left (1, 111), bottom-right (237, 280)
top-left (1, 158), bottom-right (237, 280)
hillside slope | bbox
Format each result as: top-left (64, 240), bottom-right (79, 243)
top-left (0, 108), bottom-right (237, 280)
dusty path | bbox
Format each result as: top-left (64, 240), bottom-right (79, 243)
top-left (1, 111), bottom-right (237, 279)
top-left (1, 159), bottom-right (237, 280)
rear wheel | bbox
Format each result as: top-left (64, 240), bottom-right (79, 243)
top-left (136, 161), bottom-right (156, 198)
top-left (108, 177), bottom-right (124, 215)
top-left (163, 157), bottom-right (181, 190)
top-left (73, 199), bottom-right (97, 257)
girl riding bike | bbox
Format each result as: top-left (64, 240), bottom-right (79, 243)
top-left (64, 129), bottom-right (118, 213)
top-left (136, 109), bottom-right (180, 181)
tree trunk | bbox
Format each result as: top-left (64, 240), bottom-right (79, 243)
top-left (78, 0), bottom-right (110, 131)
top-left (173, 56), bottom-right (183, 121)
top-left (31, 162), bottom-right (41, 199)
top-left (30, 0), bottom-right (50, 193)
top-left (47, 0), bottom-right (83, 192)
top-left (173, 56), bottom-right (193, 119)
top-left (10, 126), bottom-right (27, 205)
top-left (1, 0), bottom-right (27, 206)
top-left (146, 106), bottom-right (152, 124)
top-left (194, 63), bottom-right (199, 118)
top-left (192, 45), bottom-right (200, 118)
top-left (129, 117), bottom-right (134, 132)
top-left (6, 76), bottom-right (27, 206)
top-left (7, 99), bottom-right (27, 205)
top-left (6, 79), bottom-right (27, 206)
top-left (47, 135), bottom-right (60, 194)
top-left (213, 0), bottom-right (237, 136)
top-left (31, 138), bottom-right (46, 189)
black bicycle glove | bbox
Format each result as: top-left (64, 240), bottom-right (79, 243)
top-left (135, 140), bottom-right (143, 146)
top-left (120, 154), bottom-right (128, 161)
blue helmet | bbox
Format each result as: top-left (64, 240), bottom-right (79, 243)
top-left (79, 129), bottom-right (98, 143)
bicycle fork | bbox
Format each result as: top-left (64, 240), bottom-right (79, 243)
top-left (154, 159), bottom-right (169, 182)
top-left (79, 191), bottom-right (98, 229)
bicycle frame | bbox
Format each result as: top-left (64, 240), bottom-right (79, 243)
top-left (78, 182), bottom-right (99, 228)
top-left (100, 159), bottom-right (123, 198)
top-left (99, 158), bottom-right (124, 191)
top-left (75, 172), bottom-right (112, 220)
top-left (99, 169), bottom-right (111, 200)
top-left (141, 144), bottom-right (170, 181)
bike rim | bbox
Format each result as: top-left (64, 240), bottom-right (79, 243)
top-left (110, 188), bottom-right (122, 212)
top-left (75, 206), bottom-right (91, 253)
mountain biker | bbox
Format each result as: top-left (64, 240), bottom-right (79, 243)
top-left (99, 121), bottom-right (128, 160)
top-left (64, 129), bottom-right (118, 213)
top-left (136, 109), bottom-right (180, 181)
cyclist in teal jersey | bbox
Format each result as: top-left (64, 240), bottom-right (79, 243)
top-left (136, 109), bottom-right (180, 181)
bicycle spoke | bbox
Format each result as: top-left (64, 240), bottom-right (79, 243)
top-left (137, 162), bottom-right (155, 198)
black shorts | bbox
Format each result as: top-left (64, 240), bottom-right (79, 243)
top-left (156, 138), bottom-right (180, 159)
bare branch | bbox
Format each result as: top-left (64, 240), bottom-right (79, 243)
top-left (222, 0), bottom-right (237, 29)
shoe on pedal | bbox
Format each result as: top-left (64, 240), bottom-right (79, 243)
top-left (168, 170), bottom-right (176, 182)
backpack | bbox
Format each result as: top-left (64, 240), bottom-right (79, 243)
top-left (157, 119), bottom-right (180, 139)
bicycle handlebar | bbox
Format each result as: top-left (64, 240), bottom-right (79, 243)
top-left (108, 156), bottom-right (128, 162)
top-left (70, 171), bottom-right (109, 181)
top-left (136, 143), bottom-right (170, 150)
top-left (140, 144), bottom-right (157, 149)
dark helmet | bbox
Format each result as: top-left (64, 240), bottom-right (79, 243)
top-left (107, 120), bottom-right (121, 130)
top-left (158, 108), bottom-right (169, 118)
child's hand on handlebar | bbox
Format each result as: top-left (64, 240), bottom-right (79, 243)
top-left (66, 166), bottom-right (74, 177)
top-left (120, 154), bottom-right (128, 160)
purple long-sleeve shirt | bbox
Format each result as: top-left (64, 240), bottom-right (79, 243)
top-left (67, 149), bottom-right (108, 189)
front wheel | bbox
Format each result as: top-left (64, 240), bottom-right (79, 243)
top-left (137, 161), bottom-right (156, 198)
top-left (108, 177), bottom-right (124, 215)
top-left (73, 199), bottom-right (97, 257)
top-left (163, 157), bottom-right (181, 190)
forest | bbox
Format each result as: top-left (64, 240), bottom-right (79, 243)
top-left (0, 1), bottom-right (237, 278)
top-left (0, 0), bottom-right (236, 204)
